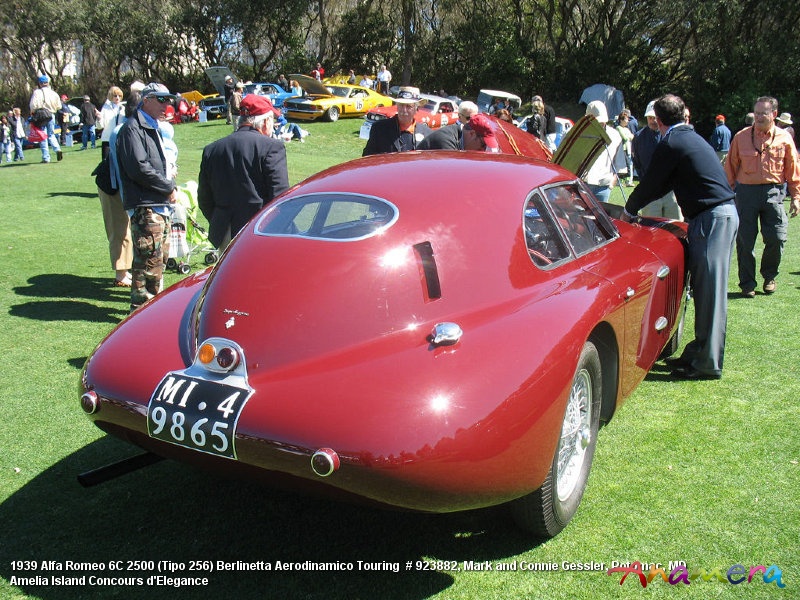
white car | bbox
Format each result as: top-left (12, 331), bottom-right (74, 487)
top-left (476, 89), bottom-right (522, 114)
top-left (516, 115), bottom-right (575, 148)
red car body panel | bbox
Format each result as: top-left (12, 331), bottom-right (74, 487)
top-left (81, 151), bottom-right (687, 513)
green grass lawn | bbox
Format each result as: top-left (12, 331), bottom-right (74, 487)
top-left (0, 118), bottom-right (797, 599)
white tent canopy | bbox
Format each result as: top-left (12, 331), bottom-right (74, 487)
top-left (579, 84), bottom-right (625, 121)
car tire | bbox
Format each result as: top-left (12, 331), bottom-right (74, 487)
top-left (510, 341), bottom-right (602, 538)
top-left (326, 106), bottom-right (340, 122)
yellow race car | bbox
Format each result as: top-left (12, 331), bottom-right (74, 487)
top-left (284, 74), bottom-right (391, 122)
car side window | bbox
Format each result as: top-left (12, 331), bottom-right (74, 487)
top-left (544, 184), bottom-right (615, 255)
top-left (524, 193), bottom-right (571, 267)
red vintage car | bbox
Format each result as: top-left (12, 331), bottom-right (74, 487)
top-left (359, 94), bottom-right (460, 139)
top-left (79, 119), bottom-right (688, 539)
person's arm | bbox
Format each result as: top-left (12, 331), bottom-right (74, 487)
top-left (624, 142), bottom-right (678, 216)
top-left (197, 149), bottom-right (215, 222)
top-left (262, 142), bottom-right (290, 200)
top-left (784, 138), bottom-right (800, 217)
top-left (723, 132), bottom-right (741, 189)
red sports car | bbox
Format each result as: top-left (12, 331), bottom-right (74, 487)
top-left (79, 119), bottom-right (688, 539)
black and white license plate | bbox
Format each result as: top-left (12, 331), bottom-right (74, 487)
top-left (147, 373), bottom-right (253, 459)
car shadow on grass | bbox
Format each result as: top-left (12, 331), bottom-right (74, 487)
top-left (45, 191), bottom-right (98, 199)
top-left (11, 274), bottom-right (131, 324)
top-left (0, 437), bottom-right (540, 600)
top-left (13, 274), bottom-right (124, 302)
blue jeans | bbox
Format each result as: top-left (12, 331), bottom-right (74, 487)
top-left (13, 137), bottom-right (24, 160)
top-left (39, 117), bottom-right (61, 162)
top-left (82, 124), bottom-right (96, 148)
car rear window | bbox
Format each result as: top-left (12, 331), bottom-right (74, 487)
top-left (255, 193), bottom-right (398, 241)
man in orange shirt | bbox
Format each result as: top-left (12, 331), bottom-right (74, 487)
top-left (362, 87), bottom-right (432, 155)
top-left (725, 96), bottom-right (800, 297)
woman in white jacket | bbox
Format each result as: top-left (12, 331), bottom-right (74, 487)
top-left (97, 85), bottom-right (132, 287)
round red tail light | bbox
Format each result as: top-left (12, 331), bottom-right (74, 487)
top-left (216, 347), bottom-right (239, 370)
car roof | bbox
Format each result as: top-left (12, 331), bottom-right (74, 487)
top-left (478, 90), bottom-right (522, 105)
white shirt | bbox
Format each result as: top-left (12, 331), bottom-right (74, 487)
top-left (585, 125), bottom-right (623, 187)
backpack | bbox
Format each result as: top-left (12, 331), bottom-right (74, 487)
top-left (31, 107), bottom-right (53, 128)
top-left (92, 156), bottom-right (117, 195)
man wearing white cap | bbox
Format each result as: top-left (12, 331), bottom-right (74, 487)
top-left (632, 100), bottom-right (681, 219)
top-left (116, 82), bottom-right (179, 311)
top-left (775, 112), bottom-right (795, 145)
top-left (362, 87), bottom-right (432, 155)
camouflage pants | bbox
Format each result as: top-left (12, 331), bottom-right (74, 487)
top-left (130, 207), bottom-right (170, 309)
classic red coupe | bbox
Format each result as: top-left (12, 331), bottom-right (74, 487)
top-left (79, 120), bottom-right (688, 539)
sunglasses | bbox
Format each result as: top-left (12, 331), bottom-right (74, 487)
top-left (147, 96), bottom-right (172, 104)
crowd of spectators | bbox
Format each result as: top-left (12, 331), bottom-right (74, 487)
top-left (9, 70), bottom-right (799, 329)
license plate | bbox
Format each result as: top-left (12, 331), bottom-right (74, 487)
top-left (147, 373), bottom-right (253, 459)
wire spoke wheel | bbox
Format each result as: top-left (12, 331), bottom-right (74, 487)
top-left (556, 368), bottom-right (593, 501)
top-left (510, 341), bottom-right (602, 538)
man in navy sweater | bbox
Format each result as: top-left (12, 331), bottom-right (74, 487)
top-left (622, 94), bottom-right (739, 380)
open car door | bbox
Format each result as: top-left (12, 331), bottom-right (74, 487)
top-left (551, 115), bottom-right (611, 179)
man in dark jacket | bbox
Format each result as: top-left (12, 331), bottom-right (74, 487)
top-left (622, 94), bottom-right (738, 381)
top-left (79, 95), bottom-right (99, 149)
top-left (362, 87), bottom-right (432, 155)
top-left (416, 101), bottom-right (478, 150)
top-left (198, 94), bottom-right (289, 250)
top-left (116, 82), bottom-right (178, 311)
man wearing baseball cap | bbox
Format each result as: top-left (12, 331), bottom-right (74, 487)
top-left (462, 113), bottom-right (500, 153)
top-left (28, 74), bottom-right (63, 162)
top-left (198, 94), bottom-right (289, 250)
top-left (362, 86), bottom-right (432, 155)
top-left (708, 114), bottom-right (731, 162)
top-left (116, 82), bottom-right (178, 311)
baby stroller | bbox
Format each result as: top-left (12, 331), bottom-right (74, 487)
top-left (167, 181), bottom-right (218, 274)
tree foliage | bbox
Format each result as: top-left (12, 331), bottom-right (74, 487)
top-left (2, 0), bottom-right (799, 131)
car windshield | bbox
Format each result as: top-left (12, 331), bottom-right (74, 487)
top-left (256, 193), bottom-right (398, 241)
top-left (327, 86), bottom-right (350, 98)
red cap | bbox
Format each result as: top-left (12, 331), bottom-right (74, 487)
top-left (716, 114), bottom-right (725, 122)
top-left (61, 94), bottom-right (68, 101)
top-left (239, 94), bottom-right (280, 117)
top-left (465, 113), bottom-right (499, 149)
